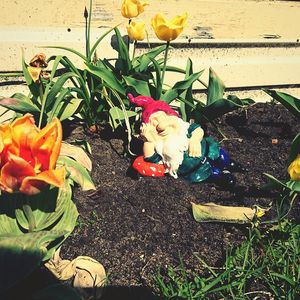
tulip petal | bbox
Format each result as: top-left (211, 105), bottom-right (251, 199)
top-left (0, 124), bottom-right (12, 165)
top-left (20, 168), bottom-right (66, 195)
top-left (127, 21), bottom-right (146, 41)
top-left (288, 154), bottom-right (300, 181)
top-left (152, 14), bottom-right (167, 28)
top-left (32, 118), bottom-right (62, 171)
top-left (27, 66), bottom-right (42, 82)
top-left (152, 13), bottom-right (187, 41)
top-left (0, 155), bottom-right (35, 193)
top-left (155, 24), bottom-right (183, 41)
top-left (11, 114), bottom-right (39, 165)
top-left (121, 0), bottom-right (146, 18)
top-left (171, 13), bottom-right (188, 27)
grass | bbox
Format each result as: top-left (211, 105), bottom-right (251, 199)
top-left (154, 220), bottom-right (300, 299)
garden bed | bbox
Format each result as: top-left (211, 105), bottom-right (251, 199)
top-left (58, 102), bottom-right (300, 299)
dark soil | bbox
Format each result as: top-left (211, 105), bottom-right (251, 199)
top-left (61, 103), bottom-right (300, 299)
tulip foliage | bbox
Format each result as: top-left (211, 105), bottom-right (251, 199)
top-left (0, 54), bottom-right (82, 129)
top-left (263, 90), bottom-right (300, 221)
top-left (0, 114), bottom-right (95, 292)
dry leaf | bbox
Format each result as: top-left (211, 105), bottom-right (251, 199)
top-left (45, 248), bottom-right (106, 299)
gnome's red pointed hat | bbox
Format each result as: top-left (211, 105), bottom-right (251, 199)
top-left (128, 93), bottom-right (179, 123)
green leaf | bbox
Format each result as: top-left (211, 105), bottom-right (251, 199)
top-left (288, 132), bottom-right (300, 164)
top-left (46, 72), bottom-right (78, 108)
top-left (22, 52), bottom-right (40, 98)
top-left (287, 180), bottom-right (300, 192)
top-left (207, 68), bottom-right (225, 105)
top-left (264, 173), bottom-right (288, 189)
top-left (263, 89), bottom-right (300, 120)
top-left (51, 97), bottom-right (83, 122)
top-left (0, 194), bottom-right (23, 235)
top-left (89, 25), bottom-right (119, 62)
top-left (44, 46), bottom-right (87, 61)
top-left (133, 45), bottom-right (166, 73)
top-left (114, 27), bottom-right (131, 74)
top-left (58, 156), bottom-right (95, 191)
top-left (47, 88), bottom-right (71, 122)
top-left (161, 70), bottom-right (204, 104)
top-left (48, 55), bottom-right (63, 81)
top-left (149, 57), bottom-right (162, 99)
top-left (109, 106), bottom-right (137, 129)
top-left (85, 63), bottom-right (126, 95)
top-left (15, 187), bottom-right (69, 231)
top-left (0, 97), bottom-right (40, 113)
top-left (60, 142), bottom-right (93, 171)
top-left (180, 58), bottom-right (194, 121)
top-left (123, 76), bottom-right (151, 96)
top-left (42, 189), bottom-right (78, 261)
top-left (0, 231), bottom-right (65, 291)
top-left (11, 92), bottom-right (35, 104)
top-left (194, 96), bottom-right (254, 124)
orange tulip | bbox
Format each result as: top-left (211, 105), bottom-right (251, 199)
top-left (0, 114), bottom-right (65, 195)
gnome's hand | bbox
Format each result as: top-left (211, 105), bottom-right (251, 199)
top-left (189, 137), bottom-right (201, 157)
top-left (188, 127), bottom-right (204, 157)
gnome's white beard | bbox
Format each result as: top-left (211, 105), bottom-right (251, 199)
top-left (155, 119), bottom-right (190, 178)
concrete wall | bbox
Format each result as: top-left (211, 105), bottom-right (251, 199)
top-left (0, 0), bottom-right (300, 101)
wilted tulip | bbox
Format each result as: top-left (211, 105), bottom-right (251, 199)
top-left (27, 53), bottom-right (48, 82)
top-left (0, 114), bottom-right (65, 195)
top-left (151, 13), bottom-right (187, 42)
top-left (121, 0), bottom-right (148, 19)
top-left (127, 21), bottom-right (146, 41)
top-left (288, 154), bottom-right (300, 181)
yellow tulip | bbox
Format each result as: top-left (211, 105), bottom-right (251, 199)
top-left (121, 0), bottom-right (148, 19)
top-left (288, 154), bottom-right (300, 181)
top-left (151, 13), bottom-right (187, 42)
top-left (127, 21), bottom-right (146, 41)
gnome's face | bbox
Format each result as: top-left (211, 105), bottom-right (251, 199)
top-left (140, 111), bottom-right (190, 178)
top-left (140, 111), bottom-right (182, 143)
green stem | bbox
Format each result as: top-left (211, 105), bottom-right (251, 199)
top-left (23, 200), bottom-right (36, 232)
top-left (38, 83), bottom-right (45, 128)
top-left (127, 19), bottom-right (132, 52)
top-left (87, 0), bottom-right (92, 58)
top-left (84, 6), bottom-right (89, 59)
top-left (132, 40), bottom-right (137, 60)
top-left (161, 41), bottom-right (170, 90)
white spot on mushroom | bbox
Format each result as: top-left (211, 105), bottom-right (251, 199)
top-left (142, 170), bottom-right (146, 174)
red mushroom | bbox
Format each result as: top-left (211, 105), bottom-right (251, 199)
top-left (132, 156), bottom-right (165, 177)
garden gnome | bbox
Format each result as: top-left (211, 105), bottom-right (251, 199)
top-left (129, 94), bottom-right (244, 188)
